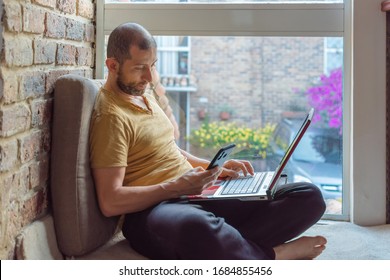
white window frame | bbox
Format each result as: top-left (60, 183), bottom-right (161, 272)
top-left (96, 0), bottom-right (387, 225)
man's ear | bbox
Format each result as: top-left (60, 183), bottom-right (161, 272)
top-left (106, 58), bottom-right (119, 73)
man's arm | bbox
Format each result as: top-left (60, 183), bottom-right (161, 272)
top-left (92, 167), bottom-right (174, 217)
top-left (178, 147), bottom-right (210, 169)
top-left (92, 166), bottom-right (221, 217)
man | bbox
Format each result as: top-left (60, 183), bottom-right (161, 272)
top-left (89, 22), bottom-right (327, 260)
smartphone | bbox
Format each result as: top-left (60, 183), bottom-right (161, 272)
top-left (206, 143), bottom-right (236, 170)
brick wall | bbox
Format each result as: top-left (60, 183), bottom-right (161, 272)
top-left (189, 36), bottom-right (324, 129)
top-left (0, 0), bottom-right (95, 259)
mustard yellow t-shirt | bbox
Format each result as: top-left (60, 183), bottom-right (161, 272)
top-left (89, 87), bottom-right (192, 186)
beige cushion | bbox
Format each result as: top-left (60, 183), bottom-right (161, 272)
top-left (51, 74), bottom-right (119, 257)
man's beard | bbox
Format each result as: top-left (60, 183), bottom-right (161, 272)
top-left (116, 71), bottom-right (146, 96)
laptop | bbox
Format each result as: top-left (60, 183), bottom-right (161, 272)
top-left (183, 108), bottom-right (314, 201)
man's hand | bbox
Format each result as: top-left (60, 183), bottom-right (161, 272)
top-left (219, 159), bottom-right (255, 178)
top-left (163, 166), bottom-right (222, 196)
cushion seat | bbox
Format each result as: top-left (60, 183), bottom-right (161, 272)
top-left (51, 74), bottom-right (146, 259)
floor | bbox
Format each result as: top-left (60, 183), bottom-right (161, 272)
top-left (302, 220), bottom-right (390, 260)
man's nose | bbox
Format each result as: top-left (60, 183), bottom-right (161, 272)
top-left (143, 67), bottom-right (153, 82)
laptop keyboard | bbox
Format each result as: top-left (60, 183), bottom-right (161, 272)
top-left (221, 172), bottom-right (266, 195)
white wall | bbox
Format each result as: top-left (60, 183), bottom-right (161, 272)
top-left (351, 0), bottom-right (387, 225)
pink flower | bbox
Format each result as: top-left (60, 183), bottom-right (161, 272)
top-left (302, 68), bottom-right (342, 133)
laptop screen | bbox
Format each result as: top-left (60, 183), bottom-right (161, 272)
top-left (268, 108), bottom-right (314, 192)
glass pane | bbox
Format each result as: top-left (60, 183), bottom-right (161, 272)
top-left (155, 36), bottom-right (343, 215)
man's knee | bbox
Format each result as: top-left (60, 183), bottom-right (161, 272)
top-left (275, 182), bottom-right (326, 217)
top-left (275, 182), bottom-right (322, 199)
top-left (298, 183), bottom-right (326, 219)
top-left (175, 208), bottom-right (224, 237)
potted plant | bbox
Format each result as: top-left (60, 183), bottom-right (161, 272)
top-left (218, 104), bottom-right (234, 121)
top-left (197, 108), bottom-right (208, 120)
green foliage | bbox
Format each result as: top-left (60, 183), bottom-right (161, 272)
top-left (188, 121), bottom-right (275, 159)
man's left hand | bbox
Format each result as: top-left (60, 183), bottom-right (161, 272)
top-left (220, 159), bottom-right (255, 178)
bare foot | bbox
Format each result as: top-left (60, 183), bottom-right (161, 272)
top-left (274, 236), bottom-right (327, 260)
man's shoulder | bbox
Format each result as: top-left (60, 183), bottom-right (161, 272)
top-left (91, 89), bottom-right (127, 124)
top-left (94, 88), bottom-right (121, 113)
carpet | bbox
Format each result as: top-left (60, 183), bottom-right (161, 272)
top-left (302, 221), bottom-right (390, 260)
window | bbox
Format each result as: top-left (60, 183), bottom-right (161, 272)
top-left (97, 0), bottom-right (388, 225)
top-left (99, 0), bottom-right (345, 218)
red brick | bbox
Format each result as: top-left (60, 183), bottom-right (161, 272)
top-left (19, 130), bottom-right (43, 164)
top-left (21, 188), bottom-right (49, 227)
top-left (0, 78), bottom-right (2, 101)
top-left (69, 69), bottom-right (87, 77)
top-left (66, 18), bottom-right (84, 41)
top-left (56, 44), bottom-right (77, 65)
top-left (45, 12), bottom-right (66, 39)
top-left (1, 72), bottom-right (20, 104)
top-left (0, 104), bottom-right (31, 137)
top-left (20, 72), bottom-right (46, 99)
top-left (5, 166), bottom-right (30, 199)
top-left (4, 3), bottom-right (22, 33)
top-left (29, 158), bottom-right (49, 190)
top-left (78, 0), bottom-right (94, 20)
top-left (32, 0), bottom-right (56, 9)
top-left (16, 129), bottom-right (51, 166)
top-left (77, 46), bottom-right (94, 66)
top-left (31, 99), bottom-right (53, 128)
top-left (23, 4), bottom-right (45, 34)
top-left (2, 171), bottom-right (16, 199)
top-left (1, 199), bottom-right (21, 259)
top-left (57, 0), bottom-right (76, 14)
top-left (85, 22), bottom-right (95, 43)
top-left (19, 166), bottom-right (30, 196)
top-left (41, 128), bottom-right (51, 153)
top-left (45, 70), bottom-right (70, 94)
top-left (4, 37), bottom-right (33, 67)
top-left (0, 0), bottom-right (96, 261)
top-left (34, 39), bottom-right (57, 64)
top-left (0, 140), bottom-right (18, 172)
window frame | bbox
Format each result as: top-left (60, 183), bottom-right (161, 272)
top-left (96, 0), bottom-right (388, 225)
top-left (96, 2), bottom-right (345, 78)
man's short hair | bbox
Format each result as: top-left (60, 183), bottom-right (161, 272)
top-left (107, 22), bottom-right (157, 64)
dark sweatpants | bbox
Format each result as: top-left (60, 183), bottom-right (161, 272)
top-left (122, 182), bottom-right (326, 260)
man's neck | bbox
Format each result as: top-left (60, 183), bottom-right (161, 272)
top-left (104, 80), bottom-right (149, 110)
top-left (104, 80), bottom-right (144, 99)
